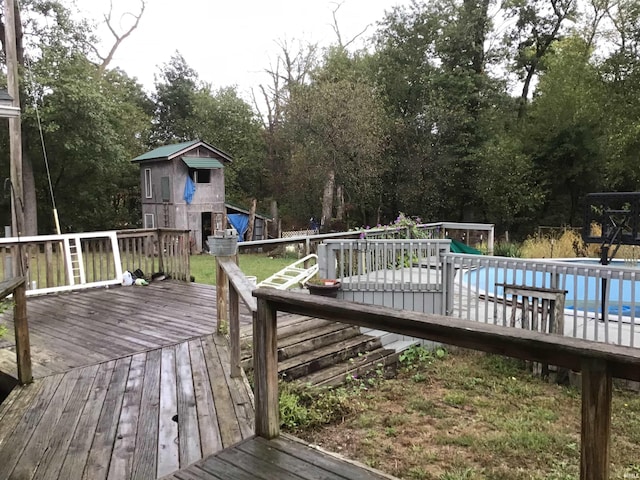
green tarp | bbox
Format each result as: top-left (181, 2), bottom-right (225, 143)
top-left (449, 238), bottom-right (482, 255)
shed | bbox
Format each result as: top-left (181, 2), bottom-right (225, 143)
top-left (132, 139), bottom-right (233, 252)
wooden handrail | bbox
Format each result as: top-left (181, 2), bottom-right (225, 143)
top-left (216, 256), bottom-right (257, 378)
top-left (252, 288), bottom-right (640, 480)
top-left (0, 277), bottom-right (24, 299)
top-left (0, 276), bottom-right (32, 385)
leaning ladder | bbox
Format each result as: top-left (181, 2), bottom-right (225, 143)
top-left (63, 235), bottom-right (86, 286)
top-left (257, 254), bottom-right (319, 290)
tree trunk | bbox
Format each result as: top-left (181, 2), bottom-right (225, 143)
top-left (321, 170), bottom-right (335, 231)
top-left (335, 184), bottom-right (344, 221)
top-left (246, 198), bottom-right (257, 242)
top-left (269, 200), bottom-right (279, 239)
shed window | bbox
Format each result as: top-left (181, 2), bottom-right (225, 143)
top-left (161, 177), bottom-right (170, 202)
top-left (144, 168), bottom-right (152, 198)
top-left (189, 168), bottom-right (211, 184)
top-left (144, 213), bottom-right (155, 229)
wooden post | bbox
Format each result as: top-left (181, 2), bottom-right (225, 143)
top-left (580, 359), bottom-right (611, 480)
top-left (183, 231), bottom-right (191, 282)
top-left (216, 257), bottom-right (228, 335)
top-left (6, 0), bottom-right (24, 246)
top-left (157, 230), bottom-right (165, 274)
top-left (13, 280), bottom-right (32, 385)
top-left (229, 282), bottom-right (241, 378)
top-left (254, 297), bottom-right (279, 439)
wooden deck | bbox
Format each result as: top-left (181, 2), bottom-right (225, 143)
top-left (0, 281), bottom-right (239, 379)
top-left (0, 281), bottom-right (395, 480)
top-left (161, 435), bottom-right (395, 480)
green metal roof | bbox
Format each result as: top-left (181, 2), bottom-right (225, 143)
top-left (132, 140), bottom-right (199, 162)
top-left (182, 157), bottom-right (223, 169)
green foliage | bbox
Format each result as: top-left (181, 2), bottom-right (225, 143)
top-left (399, 345), bottom-right (445, 371)
top-left (493, 241), bottom-right (523, 258)
top-left (279, 381), bottom-right (354, 431)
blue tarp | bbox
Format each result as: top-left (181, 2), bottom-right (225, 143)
top-left (228, 214), bottom-right (250, 241)
top-left (183, 176), bottom-right (196, 204)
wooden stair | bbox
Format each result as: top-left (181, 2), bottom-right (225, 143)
top-left (240, 314), bottom-right (402, 387)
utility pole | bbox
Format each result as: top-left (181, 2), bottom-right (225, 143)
top-left (5, 0), bottom-right (24, 274)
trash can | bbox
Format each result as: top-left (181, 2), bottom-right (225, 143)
top-left (207, 229), bottom-right (238, 256)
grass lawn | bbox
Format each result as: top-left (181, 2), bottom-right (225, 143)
top-left (289, 349), bottom-right (640, 480)
top-left (189, 252), bottom-right (299, 285)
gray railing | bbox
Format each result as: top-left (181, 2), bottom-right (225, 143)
top-left (445, 253), bottom-right (640, 348)
top-left (318, 239), bottom-right (452, 314)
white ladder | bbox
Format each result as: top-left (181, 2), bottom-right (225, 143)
top-left (63, 235), bottom-right (86, 286)
top-left (257, 254), bottom-right (319, 290)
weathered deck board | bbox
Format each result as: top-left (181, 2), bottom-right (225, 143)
top-left (161, 435), bottom-right (397, 480)
top-left (0, 335), bottom-right (254, 480)
top-left (0, 282), bottom-right (233, 379)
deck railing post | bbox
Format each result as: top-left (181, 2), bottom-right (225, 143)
top-left (254, 297), bottom-right (279, 439)
top-left (443, 254), bottom-right (454, 316)
top-left (13, 279), bottom-right (32, 385)
top-left (157, 229), bottom-right (165, 274)
top-left (580, 359), bottom-right (611, 480)
top-left (216, 257), bottom-right (229, 335)
top-left (229, 282), bottom-right (241, 378)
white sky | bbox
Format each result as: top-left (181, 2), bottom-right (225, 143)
top-left (75, 0), bottom-right (411, 102)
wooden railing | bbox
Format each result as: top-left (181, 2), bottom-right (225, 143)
top-left (117, 228), bottom-right (191, 282)
top-left (216, 256), bottom-right (256, 379)
top-left (0, 228), bottom-right (191, 292)
top-left (0, 276), bottom-right (31, 385)
top-left (251, 288), bottom-right (640, 480)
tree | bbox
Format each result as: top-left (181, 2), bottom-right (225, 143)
top-left (0, 0), bottom-right (147, 233)
top-left (371, 0), bottom-right (505, 222)
top-left (25, 51), bottom-right (151, 231)
top-left (523, 36), bottom-right (605, 225)
top-left (150, 52), bottom-right (199, 145)
top-left (286, 73), bottom-right (386, 227)
top-left (502, 0), bottom-right (577, 117)
top-left (192, 86), bottom-right (266, 202)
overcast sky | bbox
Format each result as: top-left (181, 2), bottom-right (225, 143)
top-left (75, 0), bottom-right (411, 102)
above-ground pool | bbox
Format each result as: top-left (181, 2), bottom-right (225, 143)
top-left (463, 259), bottom-right (640, 316)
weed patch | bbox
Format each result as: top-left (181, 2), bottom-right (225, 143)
top-left (293, 350), bottom-right (640, 479)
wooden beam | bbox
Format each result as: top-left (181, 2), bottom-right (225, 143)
top-left (216, 258), bottom-right (228, 335)
top-left (12, 280), bottom-right (32, 384)
top-left (252, 289), bottom-right (640, 382)
top-left (254, 297), bottom-right (279, 439)
top-left (229, 284), bottom-right (241, 378)
top-left (216, 257), bottom-right (257, 312)
top-left (580, 359), bottom-right (611, 480)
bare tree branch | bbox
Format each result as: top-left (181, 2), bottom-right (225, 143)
top-left (96, 0), bottom-right (146, 73)
top-left (330, 1), bottom-right (370, 49)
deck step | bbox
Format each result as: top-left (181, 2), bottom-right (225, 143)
top-left (240, 317), bottom-right (334, 349)
top-left (241, 315), bottom-right (411, 387)
top-left (280, 334), bottom-right (383, 381)
top-left (299, 347), bottom-right (400, 387)
top-left (241, 323), bottom-right (360, 370)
